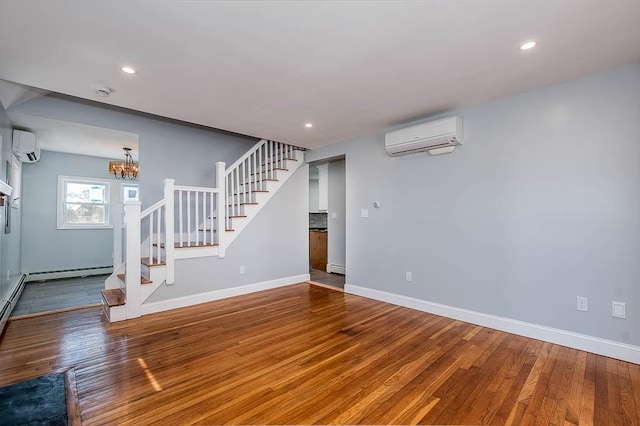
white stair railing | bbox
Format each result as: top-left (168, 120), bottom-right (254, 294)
top-left (114, 144), bottom-right (303, 318)
top-left (174, 184), bottom-right (219, 247)
top-left (224, 140), bottom-right (296, 231)
top-left (141, 199), bottom-right (166, 266)
top-left (124, 199), bottom-right (142, 318)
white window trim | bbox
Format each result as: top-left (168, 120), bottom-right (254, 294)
top-left (57, 175), bottom-right (113, 230)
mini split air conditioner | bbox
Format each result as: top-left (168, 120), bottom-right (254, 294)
top-left (385, 116), bottom-right (463, 156)
top-left (12, 130), bottom-right (40, 163)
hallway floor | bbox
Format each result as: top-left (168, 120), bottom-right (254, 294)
top-left (10, 275), bottom-right (107, 317)
top-left (309, 269), bottom-right (345, 289)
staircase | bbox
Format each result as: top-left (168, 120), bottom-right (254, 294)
top-left (101, 140), bottom-right (304, 322)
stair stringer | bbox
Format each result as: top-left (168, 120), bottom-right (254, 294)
top-left (225, 149), bottom-right (304, 250)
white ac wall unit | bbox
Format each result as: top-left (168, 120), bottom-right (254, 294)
top-left (12, 129), bottom-right (40, 163)
top-left (385, 116), bottom-right (463, 156)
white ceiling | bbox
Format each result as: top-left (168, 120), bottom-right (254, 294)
top-left (0, 1), bottom-right (639, 149)
top-left (9, 112), bottom-right (139, 160)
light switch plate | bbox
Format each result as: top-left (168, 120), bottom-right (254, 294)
top-left (360, 209), bottom-right (369, 218)
top-left (331, 212), bottom-right (337, 219)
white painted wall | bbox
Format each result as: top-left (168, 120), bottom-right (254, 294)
top-left (306, 63), bottom-right (640, 347)
top-left (20, 151), bottom-right (119, 273)
top-left (327, 159), bottom-right (345, 270)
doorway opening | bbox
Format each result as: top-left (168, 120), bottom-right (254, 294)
top-left (308, 157), bottom-right (346, 290)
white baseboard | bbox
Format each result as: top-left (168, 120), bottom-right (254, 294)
top-left (0, 274), bottom-right (27, 335)
top-left (326, 264), bottom-right (346, 275)
top-left (141, 273), bottom-right (310, 316)
top-left (345, 284), bottom-right (640, 365)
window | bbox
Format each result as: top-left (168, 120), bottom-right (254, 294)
top-left (57, 176), bottom-right (111, 229)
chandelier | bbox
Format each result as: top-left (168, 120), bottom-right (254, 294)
top-left (109, 147), bottom-right (139, 180)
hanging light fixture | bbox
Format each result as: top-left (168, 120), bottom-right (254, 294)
top-left (109, 147), bottom-right (139, 180)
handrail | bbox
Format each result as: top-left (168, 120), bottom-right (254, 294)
top-left (225, 139), bottom-right (266, 177)
top-left (141, 199), bottom-right (166, 219)
top-left (174, 185), bottom-right (219, 193)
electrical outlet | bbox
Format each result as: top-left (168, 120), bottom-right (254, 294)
top-left (240, 265), bottom-right (246, 275)
top-left (612, 301), bottom-right (626, 319)
top-left (405, 271), bottom-right (412, 282)
top-left (331, 212), bottom-right (337, 219)
top-left (576, 296), bottom-right (588, 312)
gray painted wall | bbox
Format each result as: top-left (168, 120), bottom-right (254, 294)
top-left (20, 151), bottom-right (120, 273)
top-left (328, 160), bottom-right (346, 268)
top-left (10, 95), bottom-right (307, 300)
top-left (0, 102), bottom-right (22, 300)
top-left (306, 63), bottom-right (640, 346)
top-left (147, 166), bottom-right (309, 301)
top-left (9, 96), bottom-right (256, 208)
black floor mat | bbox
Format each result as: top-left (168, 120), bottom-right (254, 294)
top-left (0, 373), bottom-right (67, 426)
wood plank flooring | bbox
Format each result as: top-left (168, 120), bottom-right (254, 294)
top-left (0, 283), bottom-right (638, 425)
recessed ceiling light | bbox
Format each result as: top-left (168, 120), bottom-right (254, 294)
top-left (518, 40), bottom-right (538, 51)
top-left (121, 66), bottom-right (137, 74)
top-left (305, 123), bottom-right (313, 128)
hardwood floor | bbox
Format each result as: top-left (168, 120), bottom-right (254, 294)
top-left (0, 283), bottom-right (638, 425)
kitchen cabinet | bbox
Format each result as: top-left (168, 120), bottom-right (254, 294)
top-left (309, 231), bottom-right (327, 270)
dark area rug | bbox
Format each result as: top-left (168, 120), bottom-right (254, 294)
top-left (0, 373), bottom-right (68, 426)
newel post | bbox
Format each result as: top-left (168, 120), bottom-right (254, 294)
top-left (112, 202), bottom-right (123, 268)
top-left (164, 179), bottom-right (175, 284)
top-left (216, 161), bottom-right (226, 258)
top-left (124, 199), bottom-right (142, 319)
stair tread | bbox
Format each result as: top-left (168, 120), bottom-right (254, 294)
top-left (230, 190), bottom-right (268, 196)
top-left (172, 242), bottom-right (219, 248)
top-left (230, 190), bottom-right (270, 195)
top-left (248, 167), bottom-right (288, 175)
top-left (229, 215), bottom-right (247, 218)
top-left (141, 257), bottom-right (166, 267)
top-left (102, 289), bottom-right (125, 307)
top-left (117, 273), bottom-right (152, 285)
top-left (262, 157), bottom-right (297, 165)
top-left (197, 228), bottom-right (235, 232)
top-left (260, 163), bottom-right (294, 168)
top-left (227, 202), bottom-right (259, 206)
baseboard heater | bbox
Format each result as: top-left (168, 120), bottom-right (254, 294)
top-left (326, 264), bottom-right (346, 275)
top-left (26, 266), bottom-right (113, 282)
top-left (0, 274), bottom-right (27, 336)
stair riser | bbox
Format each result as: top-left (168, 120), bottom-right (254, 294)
top-left (237, 182), bottom-right (269, 192)
top-left (101, 299), bottom-right (127, 322)
top-left (233, 203), bottom-right (259, 218)
top-left (140, 264), bottom-right (166, 285)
